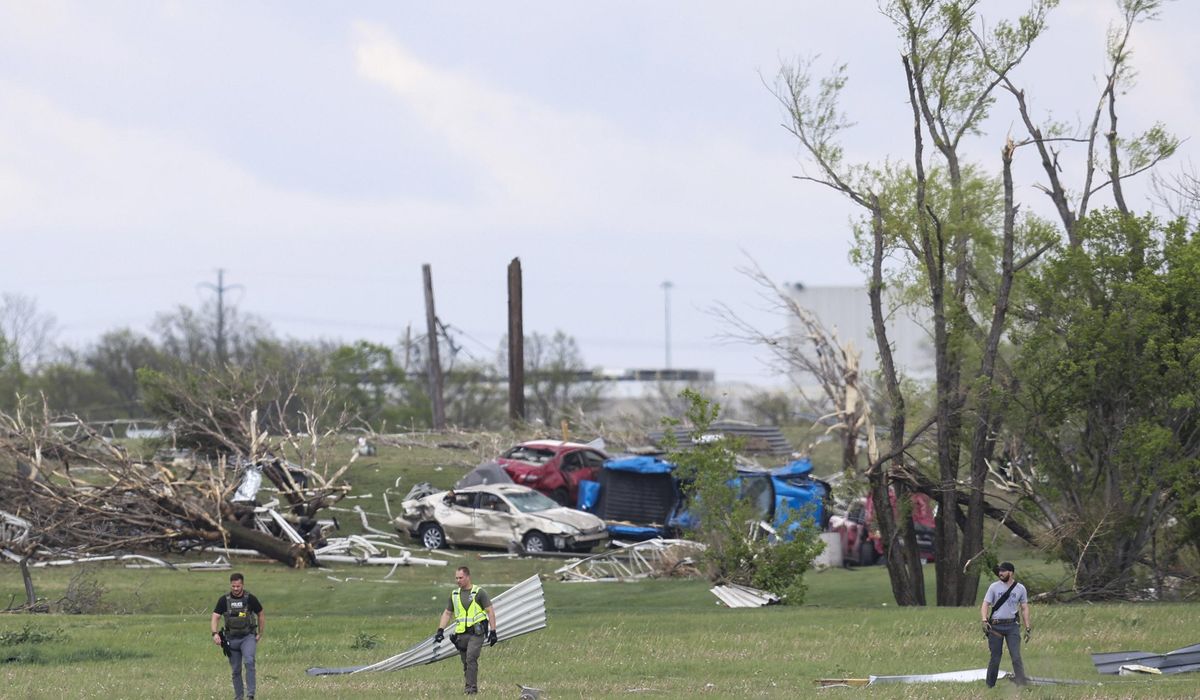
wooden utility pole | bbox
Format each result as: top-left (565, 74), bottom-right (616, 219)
top-left (507, 257), bottom-right (525, 423)
top-left (422, 264), bottom-right (446, 430)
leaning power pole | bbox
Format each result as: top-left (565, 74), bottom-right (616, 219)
top-left (422, 264), bottom-right (446, 430)
top-left (507, 257), bottom-right (525, 423)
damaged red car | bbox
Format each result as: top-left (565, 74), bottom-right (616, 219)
top-left (496, 440), bottom-right (608, 506)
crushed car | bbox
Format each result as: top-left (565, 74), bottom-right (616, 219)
top-left (393, 483), bottom-right (609, 553)
top-left (496, 439), bottom-right (609, 505)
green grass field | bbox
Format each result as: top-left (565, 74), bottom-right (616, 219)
top-left (3, 435), bottom-right (1198, 698)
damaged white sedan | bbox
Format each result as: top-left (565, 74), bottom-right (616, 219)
top-left (394, 484), bottom-right (609, 553)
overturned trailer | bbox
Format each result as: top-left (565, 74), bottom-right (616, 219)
top-left (582, 455), bottom-right (830, 541)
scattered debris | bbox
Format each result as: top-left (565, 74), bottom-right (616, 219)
top-left (555, 538), bottom-right (705, 582)
top-left (306, 575), bottom-right (547, 675)
top-left (815, 670), bottom-right (1090, 687)
top-left (868, 669), bottom-right (1001, 684)
top-left (31, 554), bottom-right (176, 569)
top-left (710, 583), bottom-right (780, 608)
top-left (1119, 664), bottom-right (1163, 675)
top-left (1092, 643), bottom-right (1200, 675)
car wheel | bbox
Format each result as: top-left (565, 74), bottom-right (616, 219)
top-left (549, 488), bottom-right (569, 506)
top-left (522, 531), bottom-right (550, 553)
top-left (419, 523), bottom-right (446, 549)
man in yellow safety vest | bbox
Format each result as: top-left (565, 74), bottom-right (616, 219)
top-left (434, 566), bottom-right (498, 695)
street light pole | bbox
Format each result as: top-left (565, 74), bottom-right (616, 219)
top-left (661, 280), bottom-right (673, 369)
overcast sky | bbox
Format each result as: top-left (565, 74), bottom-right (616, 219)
top-left (2, 1), bottom-right (1197, 386)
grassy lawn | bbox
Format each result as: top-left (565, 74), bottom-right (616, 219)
top-left (3, 556), bottom-right (1199, 699)
top-left (3, 435), bottom-right (1197, 698)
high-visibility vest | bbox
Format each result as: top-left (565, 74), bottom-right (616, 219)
top-left (451, 585), bottom-right (487, 634)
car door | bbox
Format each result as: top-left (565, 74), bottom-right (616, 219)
top-left (437, 491), bottom-right (480, 545)
top-left (472, 492), bottom-right (522, 548)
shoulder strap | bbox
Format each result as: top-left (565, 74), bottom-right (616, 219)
top-left (988, 581), bottom-right (1018, 623)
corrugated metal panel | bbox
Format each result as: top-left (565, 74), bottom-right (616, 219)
top-left (647, 421), bottom-right (793, 455)
top-left (306, 575), bottom-right (547, 676)
top-left (710, 583), bottom-right (780, 608)
top-left (1092, 643), bottom-right (1200, 675)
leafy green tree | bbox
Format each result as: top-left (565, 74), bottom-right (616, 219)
top-left (776, 0), bottom-right (1176, 606)
top-left (325, 341), bottom-right (407, 429)
top-left (1011, 211), bottom-right (1200, 598)
top-left (27, 363), bottom-right (123, 421)
top-left (84, 329), bottom-right (170, 417)
top-left (664, 389), bottom-right (824, 604)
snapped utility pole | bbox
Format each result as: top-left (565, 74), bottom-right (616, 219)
top-left (507, 257), bottom-right (525, 423)
top-left (422, 264), bottom-right (446, 430)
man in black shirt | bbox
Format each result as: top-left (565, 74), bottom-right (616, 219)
top-left (211, 572), bottom-right (264, 700)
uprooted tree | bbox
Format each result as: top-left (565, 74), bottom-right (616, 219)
top-left (0, 366), bottom-right (358, 575)
top-left (776, 0), bottom-right (1179, 605)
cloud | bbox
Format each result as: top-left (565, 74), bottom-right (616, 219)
top-left (350, 21), bottom-right (841, 248)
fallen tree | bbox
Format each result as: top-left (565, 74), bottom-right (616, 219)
top-left (0, 368), bottom-right (355, 569)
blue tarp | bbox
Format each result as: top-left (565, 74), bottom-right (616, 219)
top-left (603, 455), bottom-right (676, 474)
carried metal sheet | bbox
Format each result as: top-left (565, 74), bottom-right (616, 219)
top-left (306, 574), bottom-right (547, 676)
top-left (1092, 643), bottom-right (1200, 675)
top-left (710, 583), bottom-right (780, 608)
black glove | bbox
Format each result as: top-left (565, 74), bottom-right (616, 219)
top-left (487, 630), bottom-right (498, 647)
top-left (434, 628), bottom-right (444, 643)
top-left (981, 621), bottom-right (992, 637)
top-left (1024, 626), bottom-right (1032, 644)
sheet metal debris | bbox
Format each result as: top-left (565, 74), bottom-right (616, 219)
top-left (815, 670), bottom-right (1005, 687)
top-left (1, 509), bottom-right (31, 547)
top-left (31, 554), bottom-right (177, 569)
top-left (306, 574), bottom-right (547, 676)
top-left (555, 538), bottom-right (706, 582)
top-left (710, 583), bottom-right (780, 608)
top-left (1092, 642), bottom-right (1200, 675)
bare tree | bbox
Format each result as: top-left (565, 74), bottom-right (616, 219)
top-left (0, 293), bottom-right (58, 372)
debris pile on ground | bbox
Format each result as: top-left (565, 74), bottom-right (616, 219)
top-left (555, 538), bottom-right (706, 582)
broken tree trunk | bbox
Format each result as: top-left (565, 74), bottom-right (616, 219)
top-left (222, 521), bottom-right (316, 569)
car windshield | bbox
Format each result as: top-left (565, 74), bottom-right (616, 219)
top-left (737, 474), bottom-right (773, 520)
top-left (502, 446), bottom-right (556, 465)
top-left (504, 490), bottom-right (560, 513)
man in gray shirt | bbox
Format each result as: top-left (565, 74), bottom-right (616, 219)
top-left (980, 561), bottom-right (1031, 687)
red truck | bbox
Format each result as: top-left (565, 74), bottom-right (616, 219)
top-left (829, 490), bottom-right (936, 566)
